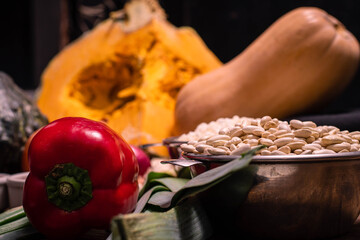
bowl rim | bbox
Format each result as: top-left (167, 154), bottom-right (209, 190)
top-left (182, 151), bottom-right (360, 164)
top-left (162, 136), bottom-right (187, 145)
top-left (164, 136), bottom-right (360, 163)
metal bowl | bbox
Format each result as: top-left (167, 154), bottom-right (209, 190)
top-left (162, 136), bottom-right (186, 159)
top-left (183, 151), bottom-right (360, 239)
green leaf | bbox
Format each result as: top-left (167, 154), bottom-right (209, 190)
top-left (139, 172), bottom-right (174, 198)
top-left (241, 145), bottom-right (264, 157)
top-left (0, 207), bottom-right (26, 226)
top-left (147, 191), bottom-right (175, 209)
top-left (197, 165), bottom-right (258, 237)
top-left (112, 198), bottom-right (212, 240)
top-left (136, 178), bottom-right (188, 213)
top-left (113, 147), bottom-right (263, 239)
top-left (0, 226), bottom-right (43, 240)
top-left (150, 177), bottom-right (189, 192)
top-left (0, 216), bottom-right (31, 235)
top-left (176, 166), bottom-right (192, 179)
top-left (135, 185), bottom-right (170, 213)
top-left (170, 152), bottom-right (254, 206)
top-left (138, 146), bottom-right (263, 211)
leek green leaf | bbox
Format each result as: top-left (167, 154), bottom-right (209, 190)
top-left (112, 198), bottom-right (212, 240)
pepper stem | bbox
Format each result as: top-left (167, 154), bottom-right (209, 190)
top-left (57, 175), bottom-right (81, 200)
top-left (45, 163), bottom-right (93, 212)
top-left (59, 182), bottom-right (72, 196)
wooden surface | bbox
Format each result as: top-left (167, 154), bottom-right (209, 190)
top-left (5, 216), bottom-right (360, 240)
top-left (80, 217), bottom-right (360, 240)
top-left (210, 214), bottom-right (360, 240)
top-left (335, 216), bottom-right (360, 239)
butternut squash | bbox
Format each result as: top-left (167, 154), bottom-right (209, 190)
top-left (174, 7), bottom-right (360, 134)
top-left (37, 0), bottom-right (221, 145)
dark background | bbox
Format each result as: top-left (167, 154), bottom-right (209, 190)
top-left (1, 0), bottom-right (360, 115)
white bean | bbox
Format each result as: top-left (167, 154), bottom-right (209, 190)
top-left (180, 144), bottom-right (197, 153)
top-left (260, 150), bottom-right (271, 156)
top-left (264, 121), bottom-right (278, 130)
top-left (306, 136), bottom-right (316, 143)
top-left (243, 126), bottom-right (264, 136)
top-left (195, 144), bottom-right (212, 153)
top-left (287, 141), bottom-right (306, 151)
top-left (229, 144), bottom-right (237, 151)
top-left (294, 129), bottom-right (312, 138)
top-left (320, 135), bottom-right (345, 146)
top-left (253, 128), bottom-right (265, 137)
top-left (206, 135), bottom-right (231, 146)
top-left (268, 145), bottom-right (277, 152)
top-left (340, 134), bottom-right (354, 144)
top-left (303, 121), bottom-right (317, 128)
top-left (300, 150), bottom-right (312, 155)
top-left (311, 131), bottom-right (320, 139)
top-left (278, 123), bottom-right (292, 132)
top-left (251, 119), bottom-right (259, 126)
top-left (219, 127), bottom-right (230, 135)
top-left (274, 137), bottom-right (293, 147)
top-left (313, 149), bottom-right (336, 154)
top-left (351, 134), bottom-right (360, 141)
top-left (260, 116), bottom-right (272, 127)
top-left (278, 145), bottom-right (291, 154)
top-left (326, 142), bottom-right (351, 152)
top-left (290, 120), bottom-right (304, 129)
top-left (231, 143), bottom-right (251, 156)
top-left (208, 140), bottom-right (228, 147)
top-left (260, 138), bottom-right (274, 146)
top-left (229, 127), bottom-right (244, 138)
top-left (267, 134), bottom-right (276, 141)
top-left (208, 147), bottom-right (228, 155)
top-left (229, 137), bottom-right (242, 145)
top-left (302, 144), bottom-right (321, 151)
top-left (179, 116), bottom-right (360, 156)
top-left (262, 131), bottom-right (270, 138)
top-left (268, 128), bottom-right (278, 134)
top-left (294, 149), bottom-right (303, 155)
top-left (276, 133), bottom-right (295, 139)
top-left (217, 146), bottom-right (231, 152)
top-left (247, 139), bottom-right (259, 147)
top-left (271, 150), bottom-right (286, 155)
top-left (242, 134), bottom-right (259, 140)
top-left (274, 130), bottom-right (290, 136)
top-left (350, 144), bottom-right (359, 152)
top-left (198, 135), bottom-right (211, 142)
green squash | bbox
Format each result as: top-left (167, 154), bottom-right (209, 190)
top-left (0, 72), bottom-right (48, 173)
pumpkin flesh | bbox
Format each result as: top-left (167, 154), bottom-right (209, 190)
top-left (37, 3), bottom-right (221, 145)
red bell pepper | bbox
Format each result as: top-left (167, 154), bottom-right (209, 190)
top-left (22, 117), bottom-right (139, 239)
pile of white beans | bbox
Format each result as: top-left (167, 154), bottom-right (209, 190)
top-left (178, 116), bottom-right (360, 156)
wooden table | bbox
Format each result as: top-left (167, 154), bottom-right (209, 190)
top-left (335, 216), bottom-right (360, 239)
